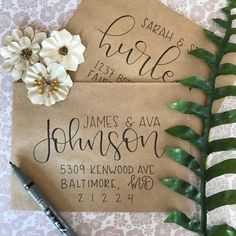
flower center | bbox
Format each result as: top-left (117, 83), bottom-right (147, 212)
top-left (20, 48), bottom-right (33, 60)
top-left (34, 73), bottom-right (60, 94)
top-left (58, 46), bottom-right (68, 55)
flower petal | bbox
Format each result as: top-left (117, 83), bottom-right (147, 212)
top-left (47, 62), bottom-right (67, 81)
top-left (19, 36), bottom-right (31, 48)
top-left (0, 47), bottom-right (13, 58)
top-left (9, 55), bottom-right (21, 65)
top-left (24, 63), bottom-right (47, 84)
top-left (43, 57), bottom-right (57, 66)
top-left (29, 54), bottom-right (39, 64)
top-left (70, 47), bottom-right (85, 66)
top-left (1, 59), bottom-right (13, 72)
top-left (4, 35), bottom-right (13, 44)
top-left (27, 87), bottom-right (44, 105)
top-left (46, 84), bottom-right (69, 106)
top-left (72, 34), bottom-right (81, 42)
top-left (40, 48), bottom-right (60, 60)
top-left (12, 67), bottom-right (23, 81)
top-left (76, 53), bottom-right (85, 64)
top-left (63, 74), bottom-right (73, 88)
top-left (51, 29), bottom-right (72, 44)
top-left (12, 28), bottom-right (23, 41)
top-left (31, 63), bottom-right (47, 76)
top-left (53, 84), bottom-right (69, 101)
top-left (31, 43), bottom-right (40, 53)
top-left (22, 71), bottom-right (27, 81)
top-left (43, 92), bottom-right (57, 106)
top-left (24, 68), bottom-right (39, 83)
top-left (41, 37), bottom-right (58, 50)
top-left (18, 59), bottom-right (29, 70)
top-left (32, 32), bottom-right (47, 44)
top-left (23, 27), bottom-right (34, 40)
top-left (7, 42), bottom-right (21, 52)
top-left (62, 54), bottom-right (79, 71)
top-left (69, 40), bottom-right (85, 53)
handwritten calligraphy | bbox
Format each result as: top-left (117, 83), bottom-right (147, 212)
top-left (33, 118), bottom-right (165, 163)
top-left (98, 15), bottom-right (181, 81)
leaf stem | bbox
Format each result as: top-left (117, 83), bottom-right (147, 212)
top-left (200, 11), bottom-right (232, 236)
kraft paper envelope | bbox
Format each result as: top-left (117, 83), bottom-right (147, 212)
top-left (66, 0), bottom-right (216, 83)
top-left (11, 83), bottom-right (204, 212)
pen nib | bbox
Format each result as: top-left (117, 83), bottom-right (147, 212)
top-left (9, 161), bottom-right (14, 167)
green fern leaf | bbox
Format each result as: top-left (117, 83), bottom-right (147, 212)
top-left (213, 18), bottom-right (229, 28)
top-left (222, 6), bottom-right (231, 15)
top-left (169, 101), bottom-right (209, 119)
top-left (203, 29), bottom-right (223, 45)
top-left (165, 126), bottom-right (204, 151)
top-left (214, 86), bottom-right (236, 100)
top-left (189, 48), bottom-right (216, 67)
top-left (160, 178), bottom-right (201, 203)
top-left (164, 210), bottom-right (201, 233)
top-left (231, 14), bottom-right (236, 20)
top-left (208, 224), bottom-right (236, 236)
top-left (224, 42), bottom-right (236, 53)
top-left (218, 63), bottom-right (236, 76)
top-left (165, 147), bottom-right (201, 176)
top-left (161, 1), bottom-right (236, 234)
top-left (206, 159), bottom-right (236, 181)
top-left (211, 109), bottom-right (236, 127)
top-left (231, 28), bottom-right (236, 34)
top-left (209, 138), bottom-right (236, 152)
top-left (178, 76), bottom-right (212, 94)
top-left (206, 190), bottom-right (236, 211)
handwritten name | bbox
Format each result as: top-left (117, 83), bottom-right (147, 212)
top-left (141, 17), bottom-right (174, 42)
top-left (33, 118), bottom-right (165, 163)
top-left (98, 15), bottom-right (181, 82)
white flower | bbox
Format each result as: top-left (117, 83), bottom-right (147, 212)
top-left (24, 62), bottom-right (73, 106)
top-left (0, 27), bottom-right (47, 81)
top-left (40, 29), bottom-right (85, 71)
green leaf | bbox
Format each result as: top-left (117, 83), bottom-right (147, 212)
top-left (224, 42), bottom-right (236, 53)
top-left (209, 138), bottom-right (236, 152)
top-left (213, 18), bottom-right (229, 28)
top-left (231, 28), bottom-right (236, 35)
top-left (178, 76), bottom-right (212, 94)
top-left (229, 0), bottom-right (236, 8)
top-left (214, 86), bottom-right (236, 100)
top-left (231, 14), bottom-right (236, 20)
top-left (218, 63), bottom-right (236, 76)
top-left (165, 126), bottom-right (204, 151)
top-left (208, 224), bottom-right (236, 236)
top-left (169, 100), bottom-right (209, 119)
top-left (160, 178), bottom-right (201, 203)
top-left (211, 109), bottom-right (236, 127)
top-left (206, 190), bottom-right (236, 211)
top-left (222, 6), bottom-right (231, 15)
top-left (204, 29), bottom-right (223, 45)
top-left (207, 159), bottom-right (236, 181)
top-left (165, 147), bottom-right (201, 176)
top-left (189, 48), bottom-right (216, 67)
top-left (164, 210), bottom-right (201, 233)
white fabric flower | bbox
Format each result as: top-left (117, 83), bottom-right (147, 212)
top-left (24, 62), bottom-right (73, 106)
top-left (0, 27), bottom-right (47, 81)
top-left (40, 29), bottom-right (85, 71)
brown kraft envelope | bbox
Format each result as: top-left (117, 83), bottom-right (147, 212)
top-left (66, 0), bottom-right (216, 83)
top-left (11, 83), bottom-right (204, 212)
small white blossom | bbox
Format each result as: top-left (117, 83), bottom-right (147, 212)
top-left (24, 62), bottom-right (73, 106)
top-left (40, 29), bottom-right (85, 71)
top-left (0, 27), bottom-right (47, 81)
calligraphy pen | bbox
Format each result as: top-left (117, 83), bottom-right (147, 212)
top-left (10, 162), bottom-right (77, 236)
